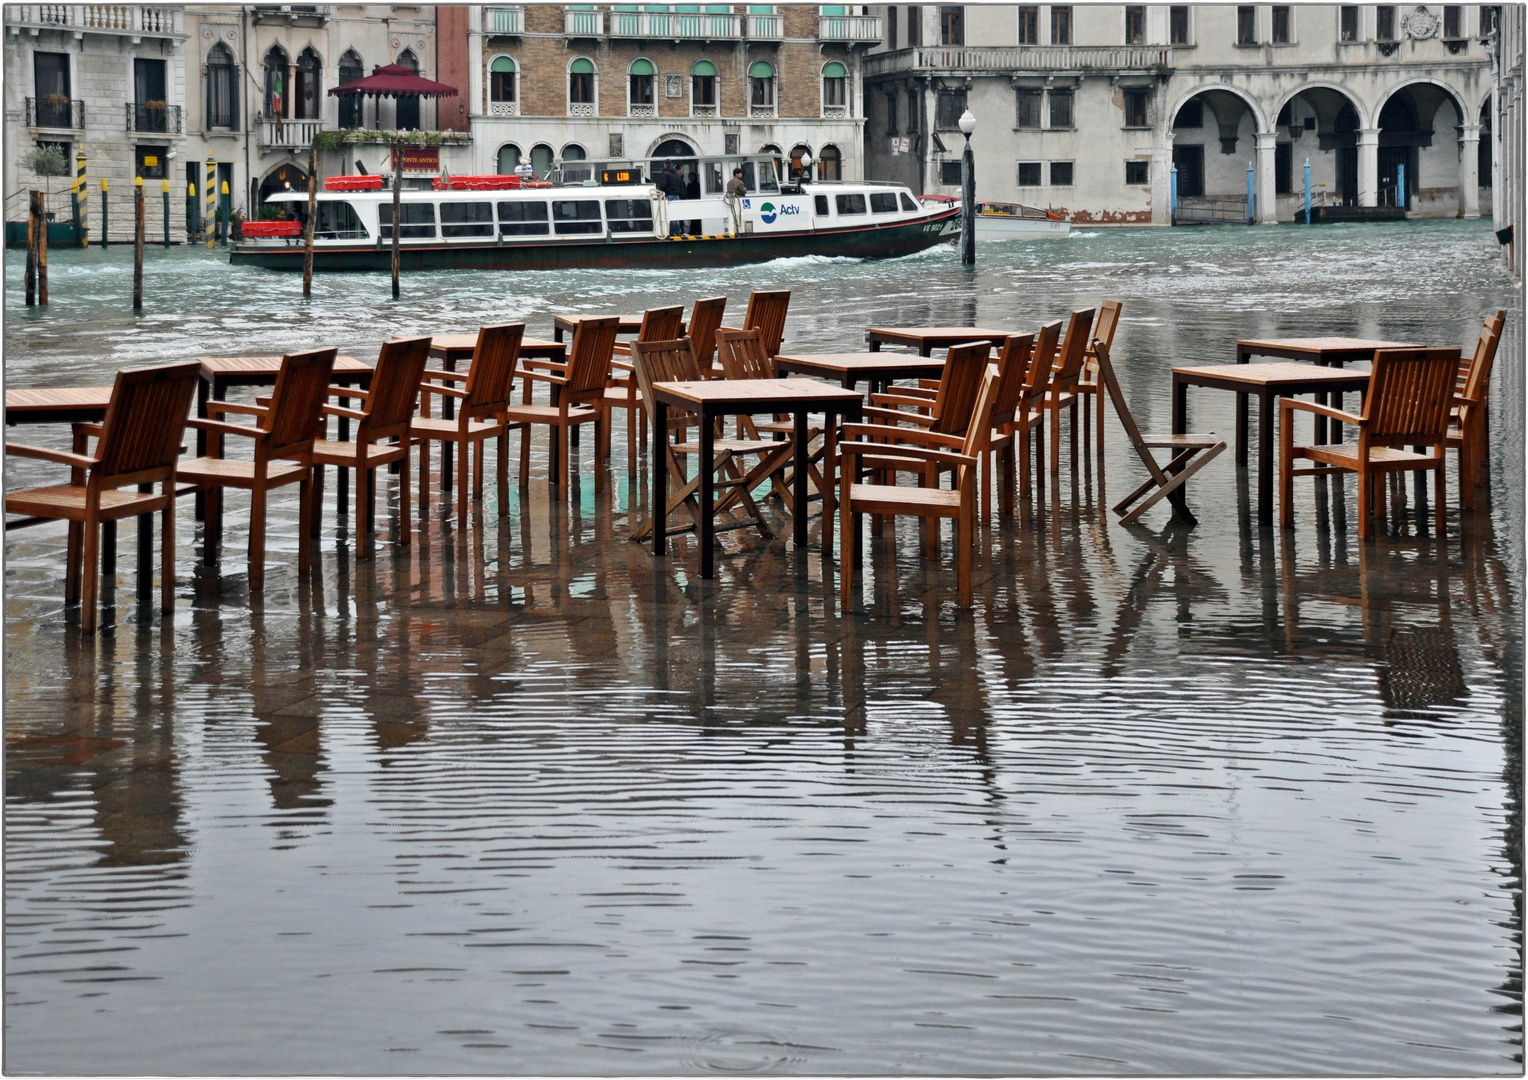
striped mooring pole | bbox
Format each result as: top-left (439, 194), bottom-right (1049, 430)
top-left (74, 152), bottom-right (87, 246)
top-left (205, 157), bottom-right (216, 248)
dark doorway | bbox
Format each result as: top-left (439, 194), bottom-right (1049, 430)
top-left (1377, 146), bottom-right (1416, 205)
top-left (1275, 141), bottom-right (1292, 194)
top-left (1172, 144), bottom-right (1204, 197)
top-left (1337, 147), bottom-right (1358, 204)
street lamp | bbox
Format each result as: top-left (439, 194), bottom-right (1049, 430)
top-left (958, 108), bottom-right (976, 265)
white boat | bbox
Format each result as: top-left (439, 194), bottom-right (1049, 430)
top-left (973, 201), bottom-right (1071, 239)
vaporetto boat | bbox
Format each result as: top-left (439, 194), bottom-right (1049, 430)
top-left (234, 153), bottom-right (959, 272)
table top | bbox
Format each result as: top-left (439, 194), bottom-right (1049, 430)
top-left (5, 385), bottom-right (114, 417)
top-left (776, 352), bottom-right (948, 374)
top-left (1236, 337), bottom-right (1418, 357)
top-left (554, 313), bottom-right (647, 333)
top-left (421, 334), bottom-right (565, 357)
top-left (1173, 361), bottom-right (1376, 388)
top-left (199, 355), bottom-right (367, 378)
top-left (867, 327), bottom-right (1013, 346)
top-left (652, 377), bottom-right (864, 411)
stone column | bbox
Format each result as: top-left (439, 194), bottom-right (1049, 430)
top-left (923, 79), bottom-right (938, 194)
top-left (1458, 122), bottom-right (1481, 218)
top-left (1255, 130), bottom-right (1278, 223)
top-left (1357, 127), bottom-right (1380, 206)
top-left (1151, 129), bottom-right (1175, 224)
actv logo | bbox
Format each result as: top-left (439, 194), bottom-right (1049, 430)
top-left (759, 202), bottom-right (777, 224)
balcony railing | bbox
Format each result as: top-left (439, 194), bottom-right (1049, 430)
top-left (564, 8), bottom-right (602, 36)
top-left (609, 9), bottom-right (741, 38)
top-left (865, 45), bottom-right (1172, 76)
top-left (822, 104), bottom-right (848, 119)
top-left (746, 12), bottom-right (782, 39)
top-left (7, 5), bottom-right (183, 34)
top-left (627, 102), bottom-right (656, 118)
top-left (488, 100), bottom-right (519, 116)
top-left (25, 96), bottom-right (85, 129)
top-left (125, 102), bottom-right (183, 134)
top-left (484, 5), bottom-right (523, 34)
top-left (749, 103), bottom-right (776, 119)
top-left (692, 104), bottom-right (718, 118)
top-left (258, 116), bottom-right (323, 148)
top-left (819, 14), bottom-right (881, 43)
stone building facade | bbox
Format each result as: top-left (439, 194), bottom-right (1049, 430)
top-left (1492, 2), bottom-right (1521, 275)
top-left (464, 4), bottom-right (881, 180)
top-left (863, 4), bottom-right (1498, 224)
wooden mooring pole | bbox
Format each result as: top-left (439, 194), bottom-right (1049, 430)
top-left (25, 191), bottom-right (37, 307)
top-left (391, 141), bottom-right (402, 300)
top-left (37, 190), bottom-right (48, 306)
top-left (303, 143), bottom-right (317, 298)
top-left (133, 178), bottom-right (144, 312)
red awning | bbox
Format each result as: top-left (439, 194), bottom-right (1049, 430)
top-left (328, 64), bottom-right (458, 99)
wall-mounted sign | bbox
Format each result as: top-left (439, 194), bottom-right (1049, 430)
top-left (393, 145), bottom-right (440, 172)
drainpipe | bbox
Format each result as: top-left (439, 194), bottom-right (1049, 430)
top-left (241, 7), bottom-right (252, 214)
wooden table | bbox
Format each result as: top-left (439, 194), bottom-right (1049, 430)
top-left (649, 378), bottom-right (863, 578)
top-left (1172, 362), bottom-right (1374, 527)
top-left (553, 313), bottom-right (683, 343)
top-left (866, 327), bottom-right (1013, 356)
top-left (774, 352), bottom-right (947, 396)
top-left (1234, 336), bottom-right (1415, 447)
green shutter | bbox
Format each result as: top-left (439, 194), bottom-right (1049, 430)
top-left (630, 58), bottom-right (655, 76)
top-left (749, 60), bottom-right (774, 79)
top-left (491, 56), bottom-right (516, 73)
top-left (822, 61), bottom-right (847, 78)
top-left (571, 58), bottom-right (595, 74)
top-left (692, 59), bottom-right (717, 76)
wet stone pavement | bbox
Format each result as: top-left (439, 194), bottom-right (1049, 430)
top-left (2, 220), bottom-right (1522, 1074)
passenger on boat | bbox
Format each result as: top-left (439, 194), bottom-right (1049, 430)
top-left (726, 168), bottom-right (747, 198)
top-left (658, 162), bottom-right (685, 234)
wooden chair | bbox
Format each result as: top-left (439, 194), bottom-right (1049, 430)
top-left (627, 337), bottom-right (773, 544)
top-left (743, 289), bottom-right (791, 357)
top-left (713, 326), bottom-right (822, 515)
top-left (1095, 339), bottom-right (1225, 526)
top-left (1075, 299), bottom-right (1122, 456)
top-left (311, 335), bottom-right (431, 556)
top-left (414, 323), bottom-right (525, 525)
top-left (1447, 309), bottom-right (1505, 510)
top-left (5, 362), bottom-right (200, 634)
top-left (605, 306), bottom-right (684, 481)
top-left (685, 295), bottom-right (728, 376)
top-left (505, 315), bottom-right (618, 494)
top-left (179, 348), bottom-right (337, 590)
top-left (838, 365), bottom-right (999, 610)
top-left (981, 332), bottom-right (1037, 521)
top-left (1281, 347), bottom-right (1460, 540)
top-left (1044, 306), bottom-right (1097, 474)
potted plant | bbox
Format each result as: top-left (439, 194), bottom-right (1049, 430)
top-left (45, 93), bottom-right (70, 106)
top-left (143, 99), bottom-right (167, 111)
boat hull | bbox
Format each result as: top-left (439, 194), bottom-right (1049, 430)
top-left (229, 209), bottom-right (960, 271)
top-left (973, 216), bottom-right (1071, 240)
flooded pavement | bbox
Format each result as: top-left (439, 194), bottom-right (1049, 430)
top-left (3, 220), bottom-right (1522, 1074)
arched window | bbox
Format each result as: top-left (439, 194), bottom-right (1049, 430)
top-left (530, 143), bottom-right (555, 179)
top-left (561, 143), bottom-right (590, 182)
top-left (749, 60), bottom-right (775, 114)
top-left (568, 57), bottom-right (596, 116)
top-left (496, 142), bottom-right (523, 174)
top-left (760, 142), bottom-right (783, 183)
top-left (789, 143), bottom-right (811, 180)
top-left (691, 59), bottom-right (717, 112)
top-left (295, 47), bottom-right (322, 120)
top-left (490, 55), bottom-right (518, 115)
top-left (395, 49), bottom-right (421, 130)
top-left (206, 42), bottom-right (237, 130)
top-left (337, 49), bottom-right (364, 127)
top-left (821, 61), bottom-right (847, 114)
top-left (629, 58), bottom-right (655, 115)
top-left (562, 143), bottom-right (586, 161)
top-left (816, 144), bottom-right (842, 181)
top-left (263, 46), bottom-right (289, 119)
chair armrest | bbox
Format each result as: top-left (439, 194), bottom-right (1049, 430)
top-left (519, 358), bottom-right (567, 374)
top-left (72, 422), bottom-right (104, 439)
top-left (517, 369), bottom-right (566, 386)
top-left (326, 386), bottom-right (371, 401)
top-left (5, 442), bottom-right (97, 469)
top-left (840, 423), bottom-right (964, 449)
top-left (420, 384), bottom-right (469, 399)
top-left (206, 400), bottom-right (268, 418)
top-left (321, 403), bottom-right (368, 421)
top-left (1278, 398), bottom-right (1362, 427)
top-left (839, 440), bottom-right (975, 469)
top-left (861, 405), bottom-right (938, 429)
top-left (870, 392), bottom-right (937, 411)
top-left (187, 418), bottom-right (261, 439)
top-left (422, 368), bottom-right (470, 383)
top-left (609, 359), bottom-right (635, 373)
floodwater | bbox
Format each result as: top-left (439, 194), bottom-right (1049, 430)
top-left (3, 220), bottom-right (1522, 1074)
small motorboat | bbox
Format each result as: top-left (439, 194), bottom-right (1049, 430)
top-left (973, 202), bottom-right (1070, 239)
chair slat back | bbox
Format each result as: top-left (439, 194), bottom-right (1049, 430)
top-left (630, 338), bottom-right (703, 415)
top-left (1362, 347), bottom-right (1460, 447)
top-left (565, 315), bottom-right (621, 397)
top-left (686, 296), bottom-right (728, 369)
top-left (1092, 339), bottom-right (1171, 487)
top-left (361, 336), bottom-right (432, 441)
top-left (1051, 307), bottom-right (1097, 391)
top-left (743, 290), bottom-right (790, 356)
top-left (714, 326), bottom-right (774, 380)
top-left (990, 333), bottom-right (1035, 426)
top-left (1459, 308), bottom-right (1506, 407)
top-left (1027, 320), bottom-right (1063, 397)
top-left (640, 305), bottom-right (685, 343)
top-left (93, 362), bottom-right (201, 483)
top-left (264, 348), bottom-right (338, 457)
top-left (930, 340), bottom-right (992, 435)
top-left (463, 323), bottom-right (525, 415)
top-left (958, 366), bottom-right (1002, 467)
top-left (1090, 300), bottom-right (1122, 356)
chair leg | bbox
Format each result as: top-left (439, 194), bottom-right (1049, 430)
top-left (1068, 400), bottom-right (1078, 472)
top-left (980, 447), bottom-right (992, 525)
top-left (418, 439), bottom-right (430, 524)
top-left (1279, 423), bottom-right (1294, 529)
top-left (1097, 381), bottom-right (1106, 456)
top-left (999, 441), bottom-right (1015, 518)
top-left (957, 505), bottom-right (973, 608)
top-left (457, 437), bottom-right (470, 525)
top-left (161, 494), bottom-right (175, 617)
top-left (399, 449), bottom-right (412, 547)
top-left (594, 418), bottom-right (606, 495)
top-left (298, 474), bottom-right (313, 574)
top-left (519, 422), bottom-right (532, 487)
top-left (498, 431), bottom-right (509, 517)
top-left (1357, 468), bottom-right (1372, 540)
top-left (248, 483), bottom-right (267, 591)
top-left (80, 511), bottom-right (99, 635)
top-left (627, 406), bottom-right (637, 486)
top-left (1049, 402), bottom-right (1060, 473)
top-left (356, 466), bottom-right (373, 559)
top-left (839, 472), bottom-right (854, 612)
top-left (1434, 459), bottom-right (1446, 537)
top-left (474, 438), bottom-right (485, 503)
top-left (66, 520), bottom-right (83, 603)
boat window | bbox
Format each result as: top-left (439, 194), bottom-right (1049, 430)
top-left (900, 191), bottom-right (919, 212)
top-left (497, 200), bottom-right (550, 236)
top-left (705, 161), bottom-right (725, 194)
top-left (553, 199), bottom-right (603, 234)
top-left (814, 194), bottom-right (829, 215)
top-left (834, 193), bottom-right (866, 215)
top-left (740, 162), bottom-right (756, 190)
top-left (440, 201), bottom-right (495, 238)
top-left (315, 199), bottom-right (368, 240)
top-left (378, 202), bottom-right (436, 239)
top-left (870, 192), bottom-right (899, 213)
top-left (756, 163), bottom-right (779, 194)
top-left (605, 198), bottom-right (653, 233)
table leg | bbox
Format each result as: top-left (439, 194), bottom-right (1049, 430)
top-left (652, 399), bottom-right (667, 556)
top-left (1172, 375), bottom-right (1187, 436)
top-left (195, 377), bottom-right (209, 520)
top-left (794, 409), bottom-right (810, 553)
top-left (102, 520), bottom-right (116, 576)
top-left (1258, 391), bottom-right (1274, 528)
top-left (700, 408), bottom-right (715, 578)
top-left (869, 337), bottom-right (881, 353)
top-left (337, 394), bottom-right (351, 519)
top-left (1235, 345), bottom-right (1249, 467)
top-left (549, 387), bottom-right (561, 487)
top-left (137, 483), bottom-right (152, 604)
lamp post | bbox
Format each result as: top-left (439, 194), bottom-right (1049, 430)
top-left (958, 108), bottom-right (976, 266)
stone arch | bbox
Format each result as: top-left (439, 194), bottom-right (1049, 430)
top-left (1168, 82), bottom-right (1269, 133)
top-left (1373, 77), bottom-right (1470, 128)
top-left (648, 134), bottom-right (697, 158)
top-left (1270, 82), bottom-right (1369, 132)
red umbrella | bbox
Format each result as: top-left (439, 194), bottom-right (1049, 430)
top-left (329, 64), bottom-right (458, 99)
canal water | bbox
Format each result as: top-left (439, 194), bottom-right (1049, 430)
top-left (3, 220), bottom-right (1521, 1073)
